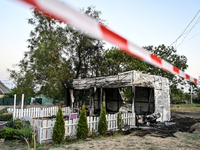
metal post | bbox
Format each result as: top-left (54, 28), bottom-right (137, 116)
top-left (21, 94), bottom-right (24, 118)
top-left (13, 94), bottom-right (16, 120)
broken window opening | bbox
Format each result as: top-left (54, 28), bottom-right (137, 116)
top-left (105, 88), bottom-right (123, 113)
top-left (134, 86), bottom-right (155, 115)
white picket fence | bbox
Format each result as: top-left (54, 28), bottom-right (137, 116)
top-left (35, 113), bottom-right (135, 144)
top-left (7, 106), bottom-right (71, 119)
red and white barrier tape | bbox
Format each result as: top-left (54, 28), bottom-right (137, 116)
top-left (17, 0), bottom-right (200, 85)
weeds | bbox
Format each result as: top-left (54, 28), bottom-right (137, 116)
top-left (77, 140), bottom-right (85, 144)
top-left (148, 147), bottom-right (158, 150)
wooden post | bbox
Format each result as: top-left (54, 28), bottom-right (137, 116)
top-left (103, 89), bottom-right (106, 103)
top-left (21, 94), bottom-right (24, 118)
top-left (132, 86), bottom-right (135, 113)
top-left (100, 87), bottom-right (103, 111)
top-left (13, 94), bottom-right (16, 120)
top-left (90, 88), bottom-right (94, 116)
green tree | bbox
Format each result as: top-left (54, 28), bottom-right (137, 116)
top-left (77, 105), bottom-right (89, 139)
top-left (98, 102), bottom-right (107, 135)
top-left (52, 106), bottom-right (65, 144)
top-left (170, 89), bottom-right (185, 103)
top-left (8, 7), bottom-right (105, 105)
top-left (99, 47), bottom-right (147, 76)
top-left (3, 92), bottom-right (14, 98)
top-left (197, 89), bottom-right (200, 100)
top-left (66, 6), bottom-right (105, 79)
top-left (143, 44), bottom-right (188, 97)
top-left (184, 93), bottom-right (191, 100)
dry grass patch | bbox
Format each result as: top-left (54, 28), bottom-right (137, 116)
top-left (171, 104), bottom-right (200, 112)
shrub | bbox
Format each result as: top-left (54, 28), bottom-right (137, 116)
top-left (98, 102), bottom-right (107, 136)
top-left (5, 118), bottom-right (25, 129)
top-left (117, 113), bottom-right (122, 132)
top-left (0, 107), bottom-right (8, 114)
top-left (0, 127), bottom-right (17, 139)
top-left (14, 125), bottom-right (32, 143)
top-left (77, 105), bottom-right (89, 139)
top-left (0, 113), bottom-right (12, 121)
top-left (52, 106), bottom-right (65, 144)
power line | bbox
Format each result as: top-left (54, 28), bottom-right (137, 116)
top-left (170, 9), bottom-right (200, 47)
top-left (176, 16), bottom-right (200, 48)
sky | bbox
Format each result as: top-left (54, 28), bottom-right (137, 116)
top-left (0, 0), bottom-right (200, 89)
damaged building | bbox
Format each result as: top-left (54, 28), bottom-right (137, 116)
top-left (72, 70), bottom-right (170, 126)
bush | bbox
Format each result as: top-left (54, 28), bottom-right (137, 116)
top-left (0, 107), bottom-right (8, 114)
top-left (0, 113), bottom-right (12, 121)
top-left (0, 127), bottom-right (17, 139)
top-left (98, 102), bottom-right (107, 136)
top-left (52, 106), bottom-right (65, 144)
top-left (77, 105), bottom-right (89, 139)
top-left (14, 125), bottom-right (33, 143)
top-left (5, 118), bottom-right (27, 129)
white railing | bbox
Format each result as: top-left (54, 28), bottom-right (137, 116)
top-left (7, 106), bottom-right (71, 119)
top-left (35, 112), bottom-right (135, 144)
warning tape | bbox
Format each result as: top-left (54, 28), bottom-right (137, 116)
top-left (17, 0), bottom-right (200, 85)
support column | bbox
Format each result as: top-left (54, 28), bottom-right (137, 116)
top-left (13, 94), bottom-right (16, 120)
top-left (90, 88), bottom-right (94, 116)
top-left (132, 86), bottom-right (135, 113)
top-left (21, 94), bottom-right (24, 118)
top-left (100, 87), bottom-right (103, 112)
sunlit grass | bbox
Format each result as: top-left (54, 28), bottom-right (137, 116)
top-left (171, 104), bottom-right (200, 112)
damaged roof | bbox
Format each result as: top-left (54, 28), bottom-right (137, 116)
top-left (0, 80), bottom-right (11, 94)
top-left (73, 70), bottom-right (169, 90)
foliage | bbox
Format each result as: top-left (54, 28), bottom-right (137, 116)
top-left (170, 89), bottom-right (185, 103)
top-left (100, 47), bottom-right (147, 76)
top-left (5, 118), bottom-right (30, 130)
top-left (121, 87), bottom-right (132, 104)
top-left (0, 127), bottom-right (17, 139)
top-left (197, 89), bottom-right (200, 100)
top-left (0, 107), bottom-right (8, 114)
top-left (0, 113), bottom-right (12, 121)
top-left (98, 102), bottom-right (107, 136)
top-left (14, 125), bottom-right (33, 143)
top-left (117, 113), bottom-right (122, 132)
top-left (53, 106), bottom-right (65, 144)
top-left (3, 92), bottom-right (14, 98)
top-left (185, 93), bottom-right (191, 100)
top-left (143, 45), bottom-right (189, 99)
top-left (8, 7), bottom-right (105, 105)
top-left (77, 105), bottom-right (89, 139)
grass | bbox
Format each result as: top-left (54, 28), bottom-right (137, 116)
top-left (148, 147), bottom-right (158, 150)
top-left (112, 131), bottom-right (122, 137)
top-left (4, 140), bottom-right (27, 150)
top-left (171, 104), bottom-right (200, 112)
top-left (77, 140), bottom-right (85, 144)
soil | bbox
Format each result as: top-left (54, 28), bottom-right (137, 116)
top-left (49, 111), bottom-right (200, 150)
top-left (1, 111), bottom-right (200, 150)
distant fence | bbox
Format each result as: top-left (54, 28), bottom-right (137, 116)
top-left (7, 106), bottom-right (71, 119)
top-left (34, 112), bottom-right (135, 144)
top-left (0, 98), bottom-right (20, 105)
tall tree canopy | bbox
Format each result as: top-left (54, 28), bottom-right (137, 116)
top-left (99, 47), bottom-right (147, 76)
top-left (8, 7), bottom-right (105, 104)
top-left (103, 45), bottom-right (190, 101)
